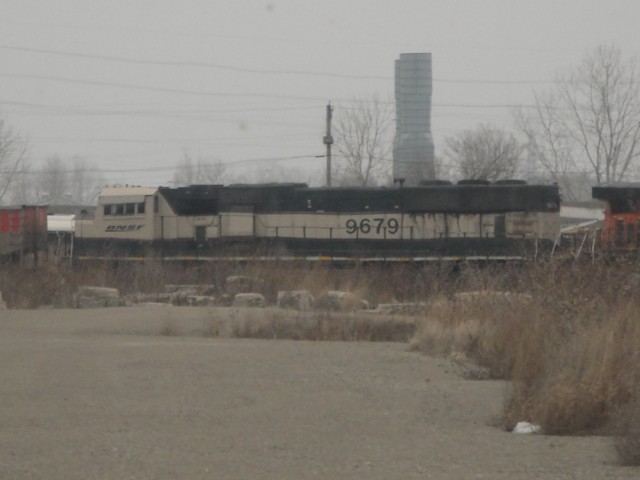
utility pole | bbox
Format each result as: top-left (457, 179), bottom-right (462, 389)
top-left (323, 102), bottom-right (334, 187)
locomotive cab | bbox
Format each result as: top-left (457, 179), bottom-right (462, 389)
top-left (592, 184), bottom-right (640, 252)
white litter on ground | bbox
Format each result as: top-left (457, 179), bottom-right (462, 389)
top-left (512, 421), bottom-right (541, 434)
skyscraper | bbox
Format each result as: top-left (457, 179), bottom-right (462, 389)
top-left (393, 53), bottom-right (435, 185)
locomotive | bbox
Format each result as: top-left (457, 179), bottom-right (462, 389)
top-left (73, 181), bottom-right (561, 262)
top-left (592, 183), bottom-right (640, 253)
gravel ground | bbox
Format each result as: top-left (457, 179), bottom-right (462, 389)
top-left (0, 306), bottom-right (636, 479)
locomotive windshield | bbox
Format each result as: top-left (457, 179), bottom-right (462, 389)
top-left (609, 198), bottom-right (638, 213)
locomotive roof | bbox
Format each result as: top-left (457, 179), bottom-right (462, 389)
top-left (98, 187), bottom-right (158, 206)
top-left (592, 183), bottom-right (640, 201)
top-left (224, 182), bottom-right (307, 189)
top-left (99, 186), bottom-right (158, 197)
top-left (159, 185), bottom-right (222, 215)
top-left (95, 182), bottom-right (560, 215)
top-left (296, 184), bottom-right (559, 214)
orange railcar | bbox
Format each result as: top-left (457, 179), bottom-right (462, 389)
top-left (592, 184), bottom-right (640, 252)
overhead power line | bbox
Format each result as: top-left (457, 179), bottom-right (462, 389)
top-left (0, 73), bottom-right (328, 101)
top-left (0, 99), bottom-right (323, 115)
top-left (0, 43), bottom-right (556, 84)
top-left (5, 154), bottom-right (324, 175)
top-left (0, 95), bottom-right (548, 117)
top-left (0, 44), bottom-right (390, 80)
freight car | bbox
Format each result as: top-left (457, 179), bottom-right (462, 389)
top-left (0, 205), bottom-right (48, 260)
top-left (73, 181), bottom-right (560, 263)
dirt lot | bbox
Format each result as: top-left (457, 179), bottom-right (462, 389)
top-left (0, 306), bottom-right (636, 479)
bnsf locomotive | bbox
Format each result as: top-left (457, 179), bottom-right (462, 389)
top-left (73, 181), bottom-right (561, 262)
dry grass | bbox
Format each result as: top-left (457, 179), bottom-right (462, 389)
top-left (0, 260), bottom-right (456, 309)
top-left (228, 310), bottom-right (416, 342)
top-left (410, 260), bottom-right (640, 455)
top-left (503, 263), bottom-right (640, 440)
top-left (159, 318), bottom-right (180, 336)
top-left (504, 304), bottom-right (640, 435)
top-left (614, 392), bottom-right (640, 466)
top-left (135, 305), bottom-right (415, 343)
top-left (3, 257), bottom-right (640, 464)
top-left (202, 314), bottom-right (221, 338)
top-left (0, 262), bottom-right (78, 308)
top-left (232, 261), bottom-right (452, 306)
top-left (410, 291), bottom-right (534, 379)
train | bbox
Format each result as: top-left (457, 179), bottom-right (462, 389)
top-left (70, 181), bottom-right (562, 263)
top-left (0, 205), bottom-right (48, 261)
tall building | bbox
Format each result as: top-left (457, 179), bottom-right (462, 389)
top-left (392, 53), bottom-right (435, 185)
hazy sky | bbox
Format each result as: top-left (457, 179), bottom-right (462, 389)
top-left (2, 0), bottom-right (639, 186)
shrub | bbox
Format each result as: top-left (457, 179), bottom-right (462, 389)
top-left (410, 261), bottom-right (640, 438)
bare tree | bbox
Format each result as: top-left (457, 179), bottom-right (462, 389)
top-left (241, 163), bottom-right (315, 184)
top-left (516, 44), bottom-right (640, 191)
top-left (8, 162), bottom-right (36, 205)
top-left (333, 95), bottom-right (394, 186)
top-left (433, 154), bottom-right (452, 181)
top-left (27, 156), bottom-right (104, 205)
top-left (69, 156), bottom-right (104, 204)
top-left (173, 150), bottom-right (227, 186)
top-left (37, 156), bottom-right (69, 203)
top-left (0, 116), bottom-right (29, 204)
top-left (444, 124), bottom-right (522, 181)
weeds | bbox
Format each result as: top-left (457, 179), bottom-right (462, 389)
top-left (159, 316), bottom-right (180, 336)
top-left (410, 259), bottom-right (640, 457)
top-left (227, 310), bottom-right (416, 342)
top-left (614, 392), bottom-right (640, 466)
top-left (202, 313), bottom-right (220, 338)
top-left (3, 258), bottom-right (640, 464)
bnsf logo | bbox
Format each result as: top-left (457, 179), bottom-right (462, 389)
top-left (105, 225), bottom-right (144, 232)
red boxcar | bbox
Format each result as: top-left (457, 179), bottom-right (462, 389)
top-left (0, 206), bottom-right (48, 258)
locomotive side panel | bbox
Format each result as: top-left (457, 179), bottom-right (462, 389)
top-left (255, 213), bottom-right (334, 239)
top-left (254, 213), bottom-right (295, 238)
top-left (446, 214), bottom-right (480, 239)
top-left (506, 212), bottom-right (538, 238)
top-left (537, 211), bottom-right (562, 242)
top-left (505, 211), bottom-right (559, 242)
top-left (159, 214), bottom-right (220, 240)
top-left (251, 213), bottom-right (403, 240)
top-left (251, 211), bottom-right (548, 243)
top-left (220, 211), bottom-right (254, 237)
top-left (333, 213), bottom-right (402, 240)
